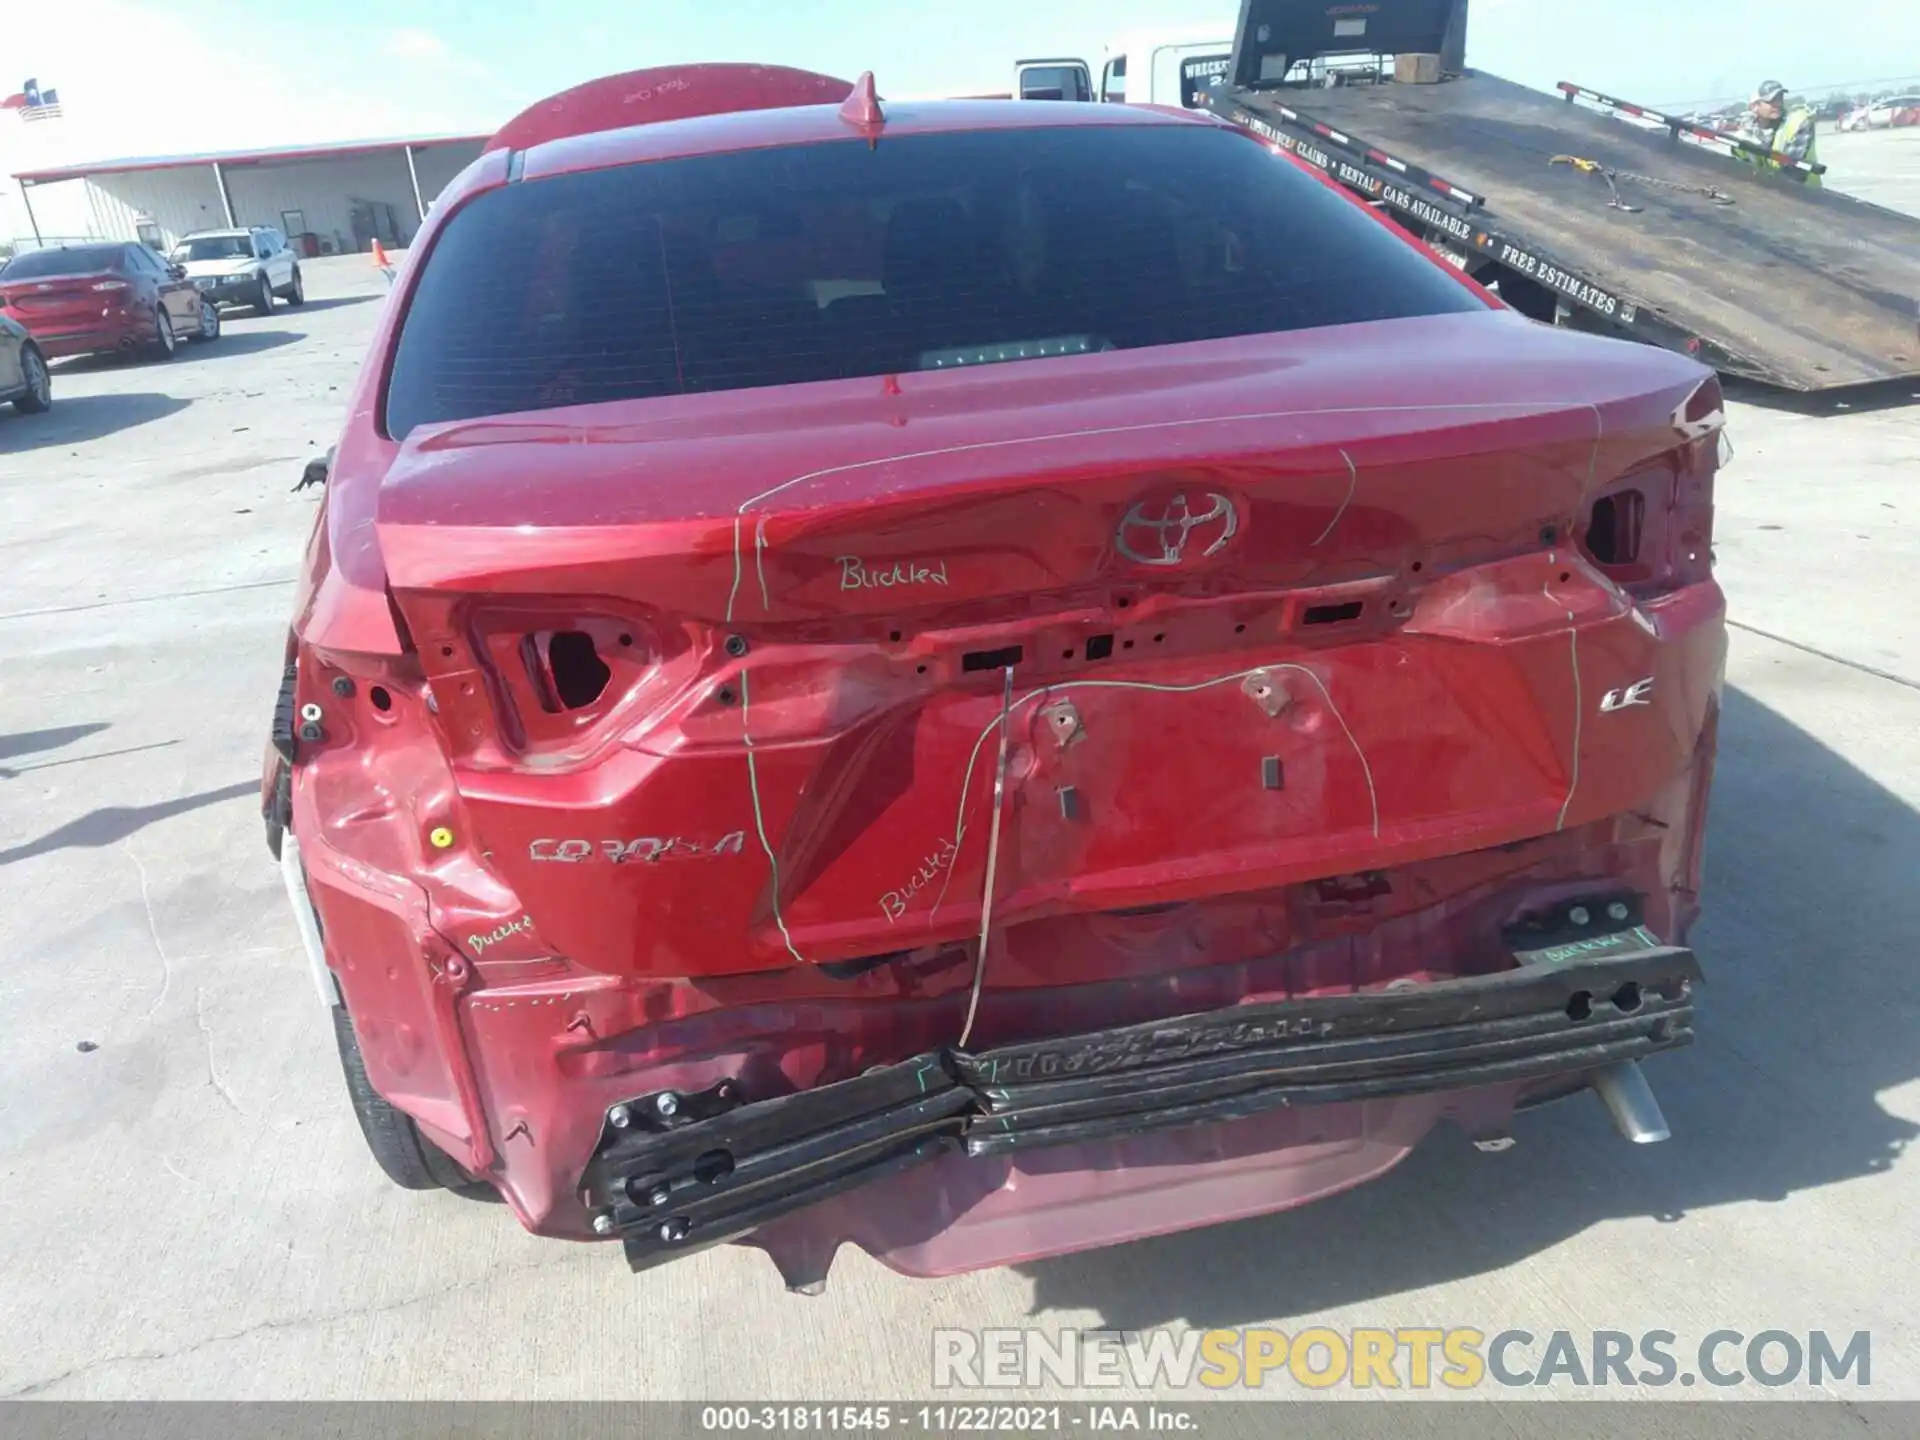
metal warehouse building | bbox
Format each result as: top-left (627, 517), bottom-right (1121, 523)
top-left (10, 134), bottom-right (487, 256)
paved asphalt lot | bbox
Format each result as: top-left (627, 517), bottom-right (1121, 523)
top-left (0, 130), bottom-right (1915, 1409)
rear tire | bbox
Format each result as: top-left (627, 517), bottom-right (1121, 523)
top-left (150, 307), bottom-right (177, 358)
top-left (331, 1006), bottom-right (498, 1199)
top-left (195, 298), bottom-right (221, 343)
top-left (13, 345), bottom-right (50, 413)
top-left (283, 266), bottom-right (305, 306)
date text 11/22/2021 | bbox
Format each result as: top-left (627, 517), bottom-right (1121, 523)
top-left (699, 1406), bottom-right (1199, 1433)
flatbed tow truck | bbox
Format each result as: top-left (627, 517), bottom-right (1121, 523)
top-left (1200, 0), bottom-right (1920, 391)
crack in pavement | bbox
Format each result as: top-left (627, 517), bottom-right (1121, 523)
top-left (1728, 619), bottom-right (1919, 692)
top-left (127, 843), bottom-right (173, 1021)
top-left (0, 577), bottom-right (297, 624)
top-left (0, 1249), bottom-right (597, 1398)
top-left (193, 984), bottom-right (243, 1116)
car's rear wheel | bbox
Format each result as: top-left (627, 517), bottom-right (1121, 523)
top-left (150, 307), bottom-right (176, 358)
top-left (195, 297), bottom-right (221, 342)
top-left (13, 345), bottom-right (50, 413)
top-left (284, 266), bottom-right (305, 306)
top-left (330, 1005), bottom-right (498, 1200)
top-left (255, 272), bottom-right (276, 316)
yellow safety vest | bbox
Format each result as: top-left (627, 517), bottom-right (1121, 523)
top-left (1758, 107), bottom-right (1822, 186)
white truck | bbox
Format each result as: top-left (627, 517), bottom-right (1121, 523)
top-left (1008, 28), bottom-right (1235, 109)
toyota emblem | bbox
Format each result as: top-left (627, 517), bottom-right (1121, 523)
top-left (1115, 492), bottom-right (1239, 567)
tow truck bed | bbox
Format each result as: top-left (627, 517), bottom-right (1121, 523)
top-left (1207, 37), bottom-right (1920, 389)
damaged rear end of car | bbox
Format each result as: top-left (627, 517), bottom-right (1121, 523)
top-left (268, 66), bottom-right (1726, 1290)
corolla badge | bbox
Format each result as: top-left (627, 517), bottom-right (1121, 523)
top-left (1115, 492), bottom-right (1238, 567)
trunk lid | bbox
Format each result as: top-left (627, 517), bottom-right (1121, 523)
top-left (1, 269), bottom-right (123, 327)
top-left (376, 313), bottom-right (1720, 978)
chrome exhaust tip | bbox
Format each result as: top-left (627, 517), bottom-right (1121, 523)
top-left (1591, 1060), bottom-right (1671, 1144)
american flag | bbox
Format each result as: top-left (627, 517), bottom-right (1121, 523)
top-left (2, 79), bottom-right (64, 122)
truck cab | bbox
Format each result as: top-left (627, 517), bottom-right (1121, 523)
top-left (1006, 29), bottom-right (1234, 110)
top-left (1013, 58), bottom-right (1094, 103)
top-left (1095, 29), bottom-right (1235, 108)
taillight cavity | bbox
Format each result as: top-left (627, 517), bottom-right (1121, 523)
top-left (1683, 375), bottom-right (1724, 427)
top-left (522, 630), bottom-right (615, 713)
top-left (1585, 490), bottom-right (1645, 567)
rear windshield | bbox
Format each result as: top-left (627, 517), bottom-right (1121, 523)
top-left (385, 123), bottom-right (1482, 439)
top-left (2, 245), bottom-right (126, 279)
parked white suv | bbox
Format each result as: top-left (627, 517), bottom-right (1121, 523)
top-left (170, 226), bottom-right (305, 315)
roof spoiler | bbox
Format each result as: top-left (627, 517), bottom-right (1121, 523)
top-left (485, 63), bottom-right (854, 155)
top-left (1227, 0), bottom-right (1469, 90)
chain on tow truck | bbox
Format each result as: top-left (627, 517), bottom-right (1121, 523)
top-left (1550, 154), bottom-right (1737, 213)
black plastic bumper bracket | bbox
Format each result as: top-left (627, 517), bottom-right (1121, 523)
top-left (587, 938), bottom-right (1700, 1272)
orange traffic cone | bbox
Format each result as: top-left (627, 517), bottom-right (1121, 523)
top-left (371, 237), bottom-right (396, 288)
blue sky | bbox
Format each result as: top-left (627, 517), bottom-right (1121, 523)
top-left (5, 0), bottom-right (1917, 172)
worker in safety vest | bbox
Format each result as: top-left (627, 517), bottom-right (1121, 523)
top-left (1740, 80), bottom-right (1821, 185)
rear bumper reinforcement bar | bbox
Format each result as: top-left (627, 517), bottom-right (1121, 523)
top-left (586, 944), bottom-right (1699, 1272)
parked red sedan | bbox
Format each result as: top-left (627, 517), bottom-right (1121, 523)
top-left (267, 64), bottom-right (1725, 1290)
top-left (0, 241), bottom-right (220, 360)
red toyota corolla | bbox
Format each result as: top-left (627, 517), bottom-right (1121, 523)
top-left (0, 240), bottom-right (220, 360)
top-left (265, 64), bottom-right (1725, 1291)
